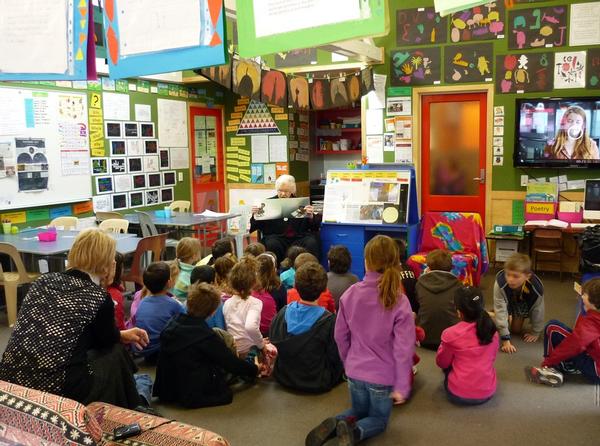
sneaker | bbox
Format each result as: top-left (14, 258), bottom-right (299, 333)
top-left (336, 419), bottom-right (360, 446)
top-left (559, 361), bottom-right (582, 375)
top-left (525, 366), bottom-right (564, 387)
top-left (306, 417), bottom-right (338, 446)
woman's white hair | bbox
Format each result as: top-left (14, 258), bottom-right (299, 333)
top-left (275, 174), bottom-right (296, 194)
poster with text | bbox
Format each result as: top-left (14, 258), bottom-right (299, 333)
top-left (450, 3), bottom-right (505, 42)
top-left (554, 51), bottom-right (586, 89)
top-left (396, 7), bottom-right (447, 45)
top-left (496, 53), bottom-right (553, 93)
top-left (391, 48), bottom-right (441, 86)
top-left (508, 6), bottom-right (568, 50)
top-left (444, 43), bottom-right (493, 83)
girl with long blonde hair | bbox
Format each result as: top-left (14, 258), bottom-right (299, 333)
top-left (544, 106), bottom-right (600, 160)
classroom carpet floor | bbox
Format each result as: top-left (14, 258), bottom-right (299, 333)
top-left (1, 269), bottom-right (599, 445)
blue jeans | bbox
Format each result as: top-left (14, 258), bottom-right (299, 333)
top-left (134, 373), bottom-right (153, 405)
top-left (544, 320), bottom-right (600, 384)
top-left (443, 369), bottom-right (492, 406)
top-left (336, 378), bottom-right (393, 441)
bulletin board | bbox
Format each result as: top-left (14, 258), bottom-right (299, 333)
top-left (0, 86), bottom-right (92, 210)
top-left (322, 168), bottom-right (417, 225)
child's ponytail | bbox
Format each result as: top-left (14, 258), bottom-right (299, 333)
top-left (454, 286), bottom-right (497, 345)
top-left (365, 235), bottom-right (404, 310)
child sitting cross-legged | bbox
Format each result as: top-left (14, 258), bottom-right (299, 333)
top-left (153, 282), bottom-right (258, 408)
top-left (436, 286), bottom-right (499, 405)
top-left (251, 253), bottom-right (280, 334)
top-left (327, 245), bottom-right (359, 311)
top-left (190, 265), bottom-right (225, 330)
top-left (525, 278), bottom-right (600, 387)
top-left (135, 262), bottom-right (186, 363)
top-left (279, 245), bottom-right (307, 290)
top-left (493, 253), bottom-right (544, 354)
top-left (172, 237), bottom-right (202, 303)
top-left (287, 253), bottom-right (336, 313)
top-left (223, 256), bottom-right (277, 375)
top-left (416, 249), bottom-right (461, 349)
top-left (270, 261), bottom-right (343, 393)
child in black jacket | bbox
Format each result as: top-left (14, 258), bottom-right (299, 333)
top-left (154, 282), bottom-right (258, 408)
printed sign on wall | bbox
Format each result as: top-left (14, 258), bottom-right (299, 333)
top-left (450, 3), bottom-right (505, 42)
top-left (444, 43), bottom-right (493, 83)
top-left (391, 48), bottom-right (441, 86)
top-left (496, 53), bottom-right (554, 93)
top-left (396, 7), bottom-right (447, 45)
top-left (508, 6), bottom-right (568, 50)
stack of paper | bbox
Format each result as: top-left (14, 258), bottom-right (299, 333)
top-left (195, 210), bottom-right (230, 218)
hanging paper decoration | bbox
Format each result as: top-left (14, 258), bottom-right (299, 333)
top-left (346, 75), bottom-right (362, 104)
top-left (261, 69), bottom-right (288, 108)
top-left (288, 75), bottom-right (310, 111)
top-left (330, 78), bottom-right (351, 108)
top-left (360, 67), bottom-right (375, 96)
top-left (199, 60), bottom-right (232, 90)
top-left (232, 59), bottom-right (262, 101)
top-left (310, 78), bottom-right (331, 110)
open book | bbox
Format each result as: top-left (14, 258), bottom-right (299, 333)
top-left (524, 219), bottom-right (568, 229)
top-left (254, 197), bottom-right (310, 220)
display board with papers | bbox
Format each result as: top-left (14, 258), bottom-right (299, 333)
top-left (323, 168), bottom-right (418, 226)
top-left (0, 86), bottom-right (91, 210)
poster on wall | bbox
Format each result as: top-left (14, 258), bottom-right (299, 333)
top-left (587, 48), bottom-right (600, 87)
top-left (237, 101), bottom-right (281, 135)
top-left (391, 48), bottom-right (441, 86)
top-left (396, 7), bottom-right (447, 45)
top-left (569, 2), bottom-right (600, 47)
top-left (450, 3), bottom-right (505, 42)
top-left (508, 6), bottom-right (568, 50)
top-left (444, 43), bottom-right (493, 83)
top-left (496, 53), bottom-right (553, 93)
top-left (554, 51), bottom-right (586, 89)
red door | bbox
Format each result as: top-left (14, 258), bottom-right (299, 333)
top-left (421, 92), bottom-right (487, 222)
top-left (190, 106), bottom-right (225, 212)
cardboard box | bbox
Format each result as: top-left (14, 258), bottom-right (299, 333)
top-left (495, 239), bottom-right (520, 262)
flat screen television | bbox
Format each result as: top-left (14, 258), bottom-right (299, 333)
top-left (514, 97), bottom-right (600, 168)
top-left (584, 179), bottom-right (600, 220)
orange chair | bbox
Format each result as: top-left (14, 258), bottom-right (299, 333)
top-left (121, 234), bottom-right (167, 289)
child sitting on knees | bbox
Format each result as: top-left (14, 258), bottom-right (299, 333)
top-left (190, 265), bottom-right (225, 330)
top-left (251, 254), bottom-right (279, 334)
top-left (135, 262), bottom-right (186, 362)
top-left (395, 238), bottom-right (418, 313)
top-left (287, 253), bottom-right (335, 313)
top-left (172, 237), bottom-right (202, 302)
top-left (270, 262), bottom-right (343, 393)
top-left (306, 235), bottom-right (415, 446)
top-left (154, 283), bottom-right (258, 408)
top-left (327, 245), bottom-right (359, 311)
top-left (244, 242), bottom-right (266, 257)
top-left (436, 287), bottom-right (499, 405)
top-left (416, 249), bottom-right (461, 349)
top-left (280, 246), bottom-right (307, 290)
top-left (526, 278), bottom-right (600, 387)
top-left (494, 253), bottom-right (544, 354)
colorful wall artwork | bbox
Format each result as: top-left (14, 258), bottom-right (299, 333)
top-left (261, 69), bottom-right (287, 108)
top-left (444, 43), bottom-right (493, 83)
top-left (496, 53), bottom-right (553, 93)
top-left (391, 48), bottom-right (441, 86)
top-left (232, 59), bottom-right (261, 101)
top-left (450, 3), bottom-right (505, 42)
top-left (396, 7), bottom-right (447, 45)
top-left (554, 51), bottom-right (586, 89)
top-left (310, 79), bottom-right (331, 110)
top-left (587, 48), bottom-right (600, 87)
top-left (508, 6), bottom-right (567, 50)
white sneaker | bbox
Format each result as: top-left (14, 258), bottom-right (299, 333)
top-left (525, 366), bottom-right (564, 387)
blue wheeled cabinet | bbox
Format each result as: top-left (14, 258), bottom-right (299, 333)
top-left (319, 166), bottom-right (419, 278)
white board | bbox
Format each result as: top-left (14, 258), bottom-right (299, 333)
top-left (157, 98), bottom-right (188, 147)
top-left (0, 86), bottom-right (91, 210)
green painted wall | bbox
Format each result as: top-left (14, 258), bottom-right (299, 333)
top-left (376, 0), bottom-right (600, 192)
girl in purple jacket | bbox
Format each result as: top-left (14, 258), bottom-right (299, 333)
top-left (306, 235), bottom-right (415, 446)
top-left (436, 286), bottom-right (499, 405)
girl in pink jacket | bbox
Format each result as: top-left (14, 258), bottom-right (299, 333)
top-left (436, 286), bottom-right (499, 405)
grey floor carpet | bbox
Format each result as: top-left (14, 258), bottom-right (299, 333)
top-left (1, 269), bottom-right (599, 445)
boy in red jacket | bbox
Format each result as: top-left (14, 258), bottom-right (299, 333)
top-left (526, 278), bottom-right (600, 387)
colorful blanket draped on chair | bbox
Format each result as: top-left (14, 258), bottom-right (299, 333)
top-left (406, 212), bottom-right (489, 286)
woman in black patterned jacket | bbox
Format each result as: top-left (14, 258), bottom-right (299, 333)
top-left (0, 229), bottom-right (148, 408)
